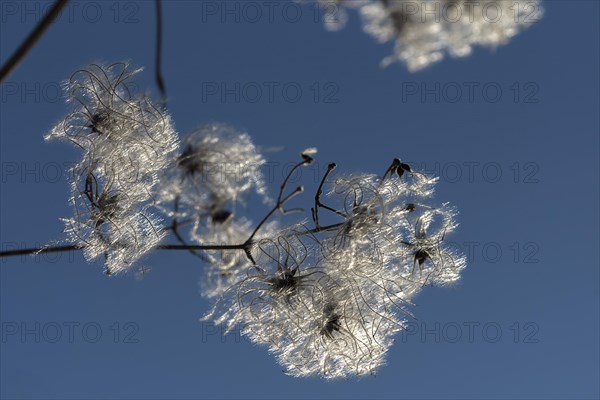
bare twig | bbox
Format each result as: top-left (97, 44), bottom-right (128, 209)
top-left (312, 163), bottom-right (345, 228)
top-left (0, 243), bottom-right (246, 258)
top-left (0, 154), bottom-right (351, 265)
top-left (154, 0), bottom-right (167, 103)
top-left (0, 223), bottom-right (346, 259)
top-left (0, 0), bottom-right (69, 84)
top-left (245, 158), bottom-right (311, 246)
top-left (0, 245), bottom-right (80, 257)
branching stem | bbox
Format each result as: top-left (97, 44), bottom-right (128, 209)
top-left (0, 155), bottom-right (350, 266)
top-left (313, 163), bottom-right (345, 228)
top-left (245, 158), bottom-right (311, 245)
top-left (0, 223), bottom-right (345, 259)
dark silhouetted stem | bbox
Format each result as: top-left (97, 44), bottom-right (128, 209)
top-left (0, 0), bottom-right (69, 84)
top-left (0, 222), bottom-right (345, 260)
top-left (154, 0), bottom-right (167, 102)
top-left (313, 163), bottom-right (345, 228)
top-left (0, 243), bottom-right (247, 258)
top-left (245, 158), bottom-right (311, 245)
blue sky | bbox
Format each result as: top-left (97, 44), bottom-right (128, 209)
top-left (1, 1), bottom-right (599, 399)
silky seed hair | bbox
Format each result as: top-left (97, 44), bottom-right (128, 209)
top-left (317, 0), bottom-right (543, 71)
top-left (203, 158), bottom-right (465, 378)
top-left (46, 63), bottom-right (178, 274)
top-left (44, 63), bottom-right (467, 378)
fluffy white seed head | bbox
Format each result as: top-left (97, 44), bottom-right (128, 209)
top-left (46, 63), bottom-right (178, 274)
top-left (158, 123), bottom-right (269, 220)
top-left (203, 161), bottom-right (466, 378)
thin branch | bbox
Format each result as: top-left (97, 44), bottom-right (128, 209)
top-left (0, 154), bottom-right (352, 264)
top-left (0, 245), bottom-right (80, 257)
top-left (154, 0), bottom-right (167, 103)
top-left (0, 0), bottom-right (69, 84)
top-left (0, 243), bottom-right (246, 258)
top-left (302, 222), bottom-right (345, 236)
top-left (0, 223), bottom-right (345, 259)
top-left (245, 158), bottom-right (311, 246)
top-left (313, 163), bottom-right (345, 228)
